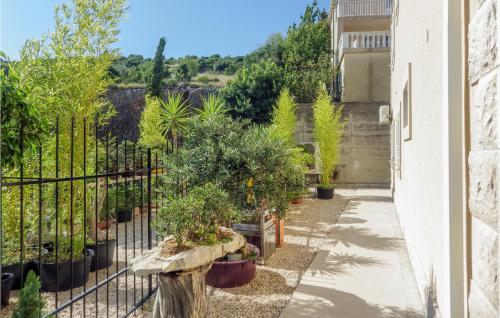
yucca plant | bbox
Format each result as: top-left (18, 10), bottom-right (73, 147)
top-left (159, 93), bottom-right (191, 150)
top-left (198, 94), bottom-right (227, 121)
top-left (313, 86), bottom-right (345, 191)
top-left (271, 88), bottom-right (297, 144)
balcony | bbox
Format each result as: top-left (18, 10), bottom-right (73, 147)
top-left (338, 31), bottom-right (391, 60)
top-left (336, 0), bottom-right (392, 18)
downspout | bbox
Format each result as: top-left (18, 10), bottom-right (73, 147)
top-left (442, 0), bottom-right (466, 316)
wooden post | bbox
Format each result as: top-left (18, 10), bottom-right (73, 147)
top-left (152, 263), bottom-right (212, 318)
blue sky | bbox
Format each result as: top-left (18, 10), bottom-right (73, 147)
top-left (1, 0), bottom-right (330, 60)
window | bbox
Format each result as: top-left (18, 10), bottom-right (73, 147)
top-left (402, 63), bottom-right (412, 141)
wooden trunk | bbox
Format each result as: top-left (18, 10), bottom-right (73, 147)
top-left (152, 264), bottom-right (211, 318)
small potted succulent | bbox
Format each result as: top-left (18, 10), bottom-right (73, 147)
top-left (313, 86), bottom-right (345, 199)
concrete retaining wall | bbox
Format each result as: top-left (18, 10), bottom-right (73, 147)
top-left (295, 102), bottom-right (390, 187)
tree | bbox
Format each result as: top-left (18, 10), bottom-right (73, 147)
top-left (313, 86), bottom-right (346, 187)
top-left (159, 93), bottom-right (191, 149)
top-left (283, 0), bottom-right (332, 102)
top-left (148, 37), bottom-right (166, 97)
top-left (0, 52), bottom-right (45, 169)
top-left (271, 88), bottom-right (297, 144)
top-left (139, 95), bottom-right (168, 149)
top-left (221, 60), bottom-right (284, 123)
top-left (245, 33), bottom-right (286, 67)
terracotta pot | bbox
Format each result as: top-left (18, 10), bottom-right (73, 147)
top-left (275, 218), bottom-right (285, 247)
top-left (97, 220), bottom-right (114, 230)
top-left (291, 197), bottom-right (304, 205)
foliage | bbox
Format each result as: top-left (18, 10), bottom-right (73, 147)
top-left (164, 115), bottom-right (309, 218)
top-left (0, 52), bottom-right (45, 169)
top-left (148, 37), bottom-right (167, 97)
top-left (156, 183), bottom-right (237, 247)
top-left (110, 55), bottom-right (154, 85)
top-left (221, 60), bottom-right (284, 123)
top-left (283, 0), bottom-right (332, 102)
top-left (313, 86), bottom-right (346, 187)
top-left (159, 93), bottom-right (191, 149)
top-left (198, 94), bottom-right (227, 121)
top-left (245, 33), bottom-right (286, 67)
top-left (179, 57), bottom-right (199, 81)
top-left (139, 95), bottom-right (168, 149)
top-left (104, 185), bottom-right (142, 218)
top-left (12, 271), bottom-right (45, 318)
top-left (7, 0), bottom-right (127, 261)
top-left (270, 88), bottom-right (297, 144)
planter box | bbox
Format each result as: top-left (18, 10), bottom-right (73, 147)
top-left (1, 261), bottom-right (38, 290)
top-left (275, 218), bottom-right (285, 248)
top-left (86, 239), bottom-right (116, 271)
top-left (233, 211), bottom-right (276, 260)
top-left (317, 187), bottom-right (334, 199)
top-left (1, 272), bottom-right (14, 308)
top-left (39, 249), bottom-right (94, 292)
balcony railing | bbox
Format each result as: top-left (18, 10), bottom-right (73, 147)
top-left (338, 31), bottom-right (391, 59)
top-left (337, 0), bottom-right (392, 17)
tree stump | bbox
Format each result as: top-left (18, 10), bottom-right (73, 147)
top-left (152, 263), bottom-right (212, 318)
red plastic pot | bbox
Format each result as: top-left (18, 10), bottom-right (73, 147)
top-left (206, 244), bottom-right (260, 288)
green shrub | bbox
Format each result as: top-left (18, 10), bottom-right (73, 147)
top-left (313, 86), bottom-right (346, 187)
top-left (156, 183), bottom-right (237, 247)
top-left (221, 60), bottom-right (284, 123)
top-left (270, 88), bottom-right (297, 144)
top-left (139, 95), bottom-right (168, 149)
top-left (12, 271), bottom-right (44, 318)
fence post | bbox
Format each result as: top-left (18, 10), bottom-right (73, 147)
top-left (147, 148), bottom-right (153, 295)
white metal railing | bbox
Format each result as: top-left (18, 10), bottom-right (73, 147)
top-left (337, 0), bottom-right (392, 17)
top-left (338, 31), bottom-right (391, 58)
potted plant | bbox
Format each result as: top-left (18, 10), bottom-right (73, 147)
top-left (38, 237), bottom-right (94, 292)
top-left (206, 243), bottom-right (260, 288)
top-left (1, 272), bottom-right (14, 307)
top-left (313, 86), bottom-right (345, 199)
top-left (107, 184), bottom-right (135, 223)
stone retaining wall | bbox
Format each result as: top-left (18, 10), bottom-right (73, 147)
top-left (467, 0), bottom-right (500, 316)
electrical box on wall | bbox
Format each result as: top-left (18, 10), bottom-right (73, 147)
top-left (379, 105), bottom-right (391, 124)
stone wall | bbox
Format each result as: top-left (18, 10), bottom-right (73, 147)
top-left (467, 0), bottom-right (500, 316)
top-left (295, 102), bottom-right (391, 187)
top-left (99, 86), bottom-right (217, 142)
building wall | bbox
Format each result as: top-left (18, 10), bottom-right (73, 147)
top-left (295, 103), bottom-right (390, 186)
top-left (341, 51), bottom-right (391, 102)
top-left (390, 0), bottom-right (445, 316)
top-left (467, 0), bottom-right (500, 316)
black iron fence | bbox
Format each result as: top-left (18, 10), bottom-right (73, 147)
top-left (0, 117), bottom-right (169, 317)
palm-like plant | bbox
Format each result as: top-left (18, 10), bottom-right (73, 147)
top-left (159, 93), bottom-right (191, 149)
top-left (198, 94), bottom-right (227, 121)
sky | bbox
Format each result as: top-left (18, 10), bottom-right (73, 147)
top-left (1, 0), bottom-right (330, 60)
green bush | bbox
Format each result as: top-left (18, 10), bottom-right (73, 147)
top-left (12, 271), bottom-right (44, 318)
top-left (156, 183), bottom-right (237, 247)
top-left (313, 86), bottom-right (346, 187)
top-left (270, 88), bottom-right (297, 144)
top-left (221, 60), bottom-right (284, 123)
top-left (139, 95), bottom-right (168, 149)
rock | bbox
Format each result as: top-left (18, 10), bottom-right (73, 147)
top-left (129, 232), bottom-right (246, 276)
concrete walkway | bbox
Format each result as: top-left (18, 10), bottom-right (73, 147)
top-left (281, 189), bottom-right (425, 318)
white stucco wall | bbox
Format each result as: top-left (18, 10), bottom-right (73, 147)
top-left (390, 0), bottom-right (445, 316)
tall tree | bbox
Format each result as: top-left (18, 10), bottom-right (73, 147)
top-left (148, 37), bottom-right (166, 97)
top-left (283, 0), bottom-right (332, 102)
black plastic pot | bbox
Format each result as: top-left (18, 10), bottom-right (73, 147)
top-left (116, 209), bottom-right (133, 223)
top-left (1, 272), bottom-right (14, 308)
top-left (317, 187), bottom-right (334, 199)
top-left (2, 261), bottom-right (38, 290)
top-left (86, 239), bottom-right (116, 271)
top-left (38, 249), bottom-right (94, 292)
